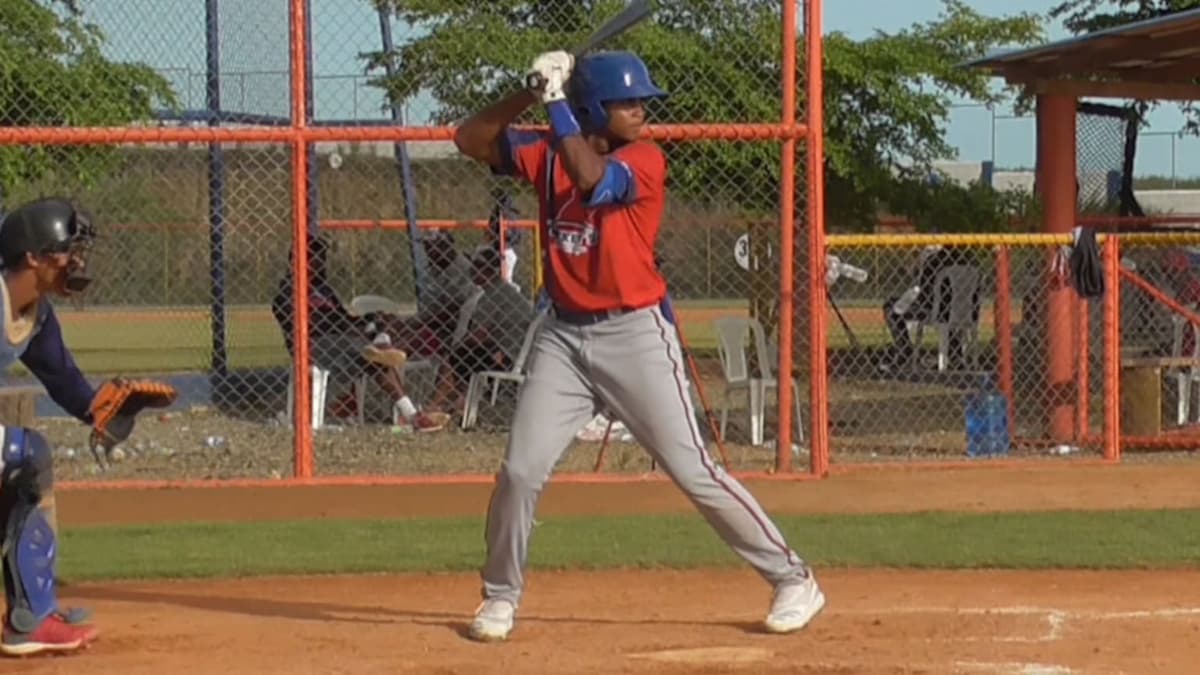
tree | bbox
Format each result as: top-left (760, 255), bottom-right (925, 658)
top-left (0, 0), bottom-right (176, 197)
top-left (367, 0), bottom-right (1043, 230)
top-left (1049, 0), bottom-right (1200, 33)
top-left (887, 175), bottom-right (1039, 233)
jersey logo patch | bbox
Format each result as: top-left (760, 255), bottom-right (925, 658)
top-left (549, 221), bottom-right (598, 256)
top-left (548, 189), bottom-right (599, 257)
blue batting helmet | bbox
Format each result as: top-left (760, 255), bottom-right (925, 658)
top-left (568, 51), bottom-right (668, 132)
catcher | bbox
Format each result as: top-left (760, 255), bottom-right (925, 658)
top-left (0, 198), bottom-right (175, 657)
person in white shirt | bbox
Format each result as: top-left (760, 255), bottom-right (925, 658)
top-left (485, 190), bottom-right (522, 292)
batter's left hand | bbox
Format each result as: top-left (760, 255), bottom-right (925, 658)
top-left (526, 50), bottom-right (574, 103)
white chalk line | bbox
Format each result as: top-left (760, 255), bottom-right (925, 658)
top-left (622, 605), bottom-right (1182, 674)
top-left (838, 604), bottom-right (1199, 671)
top-left (833, 605), bottom-right (1200, 646)
top-left (955, 661), bottom-right (1078, 675)
top-left (835, 605), bottom-right (1200, 621)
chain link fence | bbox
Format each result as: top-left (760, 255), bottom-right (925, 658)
top-left (0, 0), bottom-right (810, 481)
top-left (5, 1), bottom-right (1197, 483)
top-left (820, 239), bottom-right (1109, 463)
top-left (815, 233), bottom-right (1200, 465)
top-left (1117, 238), bottom-right (1200, 449)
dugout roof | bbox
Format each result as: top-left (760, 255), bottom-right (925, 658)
top-left (963, 7), bottom-right (1200, 101)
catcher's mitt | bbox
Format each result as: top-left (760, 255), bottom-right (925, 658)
top-left (89, 377), bottom-right (177, 469)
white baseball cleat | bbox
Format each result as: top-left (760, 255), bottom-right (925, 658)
top-left (468, 599), bottom-right (516, 643)
top-left (764, 575), bottom-right (826, 634)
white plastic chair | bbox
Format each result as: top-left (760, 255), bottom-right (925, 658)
top-left (460, 312), bottom-right (547, 430)
top-left (348, 294), bottom-right (406, 317)
top-left (912, 265), bottom-right (982, 371)
top-left (1170, 310), bottom-right (1200, 425)
top-left (713, 316), bottom-right (803, 447)
top-left (285, 364), bottom-right (331, 430)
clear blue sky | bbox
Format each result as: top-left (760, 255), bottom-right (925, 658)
top-left (82, 0), bottom-right (1199, 179)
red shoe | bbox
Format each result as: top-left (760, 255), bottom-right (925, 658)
top-left (1, 613), bottom-right (99, 657)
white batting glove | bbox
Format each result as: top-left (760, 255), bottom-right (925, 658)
top-left (526, 50), bottom-right (574, 104)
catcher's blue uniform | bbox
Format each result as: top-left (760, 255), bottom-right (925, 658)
top-left (0, 275), bottom-right (98, 649)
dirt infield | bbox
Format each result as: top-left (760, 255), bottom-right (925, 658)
top-left (55, 461), bottom-right (1200, 524)
top-left (16, 462), bottom-right (1200, 673)
top-left (12, 570), bottom-right (1200, 674)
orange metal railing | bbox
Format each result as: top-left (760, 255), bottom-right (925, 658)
top-left (56, 0), bottom-right (1179, 488)
top-left (2, 1), bottom-right (818, 485)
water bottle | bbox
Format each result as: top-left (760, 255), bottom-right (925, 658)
top-left (964, 380), bottom-right (989, 458)
top-left (982, 377), bottom-right (1011, 456)
top-left (824, 255), bottom-right (870, 285)
top-left (965, 375), bottom-right (1010, 457)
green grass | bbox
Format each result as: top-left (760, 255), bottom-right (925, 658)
top-left (29, 297), bottom-right (1012, 376)
top-left (34, 306), bottom-right (288, 375)
top-left (34, 302), bottom-right (763, 375)
top-left (57, 509), bottom-right (1200, 583)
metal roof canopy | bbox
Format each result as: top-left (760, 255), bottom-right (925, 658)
top-left (964, 8), bottom-right (1200, 101)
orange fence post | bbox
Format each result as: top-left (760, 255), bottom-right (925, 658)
top-left (775, 0), bottom-right (799, 472)
top-left (290, 0), bottom-right (313, 478)
top-left (1103, 236), bottom-right (1120, 462)
top-left (1036, 94), bottom-right (1078, 442)
top-left (1076, 297), bottom-right (1089, 442)
top-left (994, 246), bottom-right (1016, 438)
top-left (805, 0), bottom-right (829, 477)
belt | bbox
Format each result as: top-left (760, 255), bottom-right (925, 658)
top-left (552, 303), bottom-right (653, 326)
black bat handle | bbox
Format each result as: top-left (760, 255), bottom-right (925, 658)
top-left (525, 71), bottom-right (547, 91)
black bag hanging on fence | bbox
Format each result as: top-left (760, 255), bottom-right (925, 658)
top-left (1069, 226), bottom-right (1105, 299)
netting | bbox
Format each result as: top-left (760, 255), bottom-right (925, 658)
top-left (1076, 102), bottom-right (1142, 217)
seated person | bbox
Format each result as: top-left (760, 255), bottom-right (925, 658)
top-left (411, 230), bottom-right (479, 356)
top-left (880, 244), bottom-right (979, 371)
top-left (361, 329), bottom-right (450, 432)
top-left (1146, 246), bottom-right (1200, 356)
top-left (1162, 247), bottom-right (1200, 307)
top-left (429, 246), bottom-right (535, 415)
top-left (271, 235), bottom-right (445, 430)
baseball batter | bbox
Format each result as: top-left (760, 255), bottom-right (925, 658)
top-left (453, 50), bottom-right (825, 642)
top-left (0, 198), bottom-right (129, 656)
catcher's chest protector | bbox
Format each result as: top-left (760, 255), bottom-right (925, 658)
top-left (0, 276), bottom-right (48, 369)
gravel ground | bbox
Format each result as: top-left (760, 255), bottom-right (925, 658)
top-left (42, 405), bottom-right (791, 482)
top-left (39, 389), bottom-right (1199, 482)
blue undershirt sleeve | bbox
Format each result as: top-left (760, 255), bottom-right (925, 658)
top-left (20, 305), bottom-right (96, 423)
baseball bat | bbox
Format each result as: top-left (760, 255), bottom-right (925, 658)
top-left (525, 0), bottom-right (654, 91)
top-left (826, 288), bottom-right (862, 350)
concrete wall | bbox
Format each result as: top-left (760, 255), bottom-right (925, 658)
top-left (931, 160), bottom-right (1200, 217)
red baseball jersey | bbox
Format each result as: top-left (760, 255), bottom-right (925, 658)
top-left (502, 131), bottom-right (667, 313)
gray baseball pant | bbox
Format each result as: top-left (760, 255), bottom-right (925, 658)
top-left (480, 304), bottom-right (811, 605)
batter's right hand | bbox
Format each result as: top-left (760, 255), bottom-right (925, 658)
top-left (526, 50), bottom-right (573, 104)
